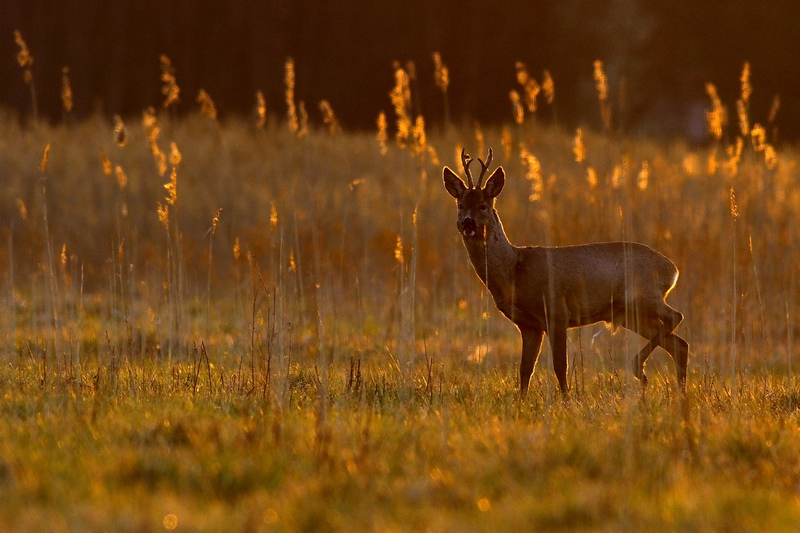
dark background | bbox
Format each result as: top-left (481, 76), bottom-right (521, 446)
top-left (2, 0), bottom-right (800, 141)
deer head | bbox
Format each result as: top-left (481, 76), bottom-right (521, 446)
top-left (443, 148), bottom-right (505, 239)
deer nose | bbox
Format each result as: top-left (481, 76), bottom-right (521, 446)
top-left (461, 216), bottom-right (477, 237)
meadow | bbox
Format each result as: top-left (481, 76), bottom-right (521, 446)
top-left (1, 51), bottom-right (800, 531)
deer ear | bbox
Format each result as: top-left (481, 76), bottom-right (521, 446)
top-left (443, 167), bottom-right (467, 198)
top-left (482, 167), bottom-right (505, 198)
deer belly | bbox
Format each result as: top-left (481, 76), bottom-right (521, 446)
top-left (495, 301), bottom-right (542, 330)
top-left (566, 302), bottom-right (613, 327)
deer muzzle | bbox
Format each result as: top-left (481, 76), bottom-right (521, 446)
top-left (460, 216), bottom-right (477, 237)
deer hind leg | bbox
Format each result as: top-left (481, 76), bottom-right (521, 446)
top-left (658, 304), bottom-right (684, 332)
top-left (653, 304), bottom-right (688, 390)
top-left (660, 333), bottom-right (689, 391)
top-left (629, 303), bottom-right (688, 389)
top-left (631, 327), bottom-right (661, 386)
top-left (519, 327), bottom-right (544, 399)
top-left (622, 302), bottom-right (673, 384)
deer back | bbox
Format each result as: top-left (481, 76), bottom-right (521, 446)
top-left (510, 242), bottom-right (678, 327)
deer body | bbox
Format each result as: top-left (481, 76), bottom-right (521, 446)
top-left (444, 149), bottom-right (688, 396)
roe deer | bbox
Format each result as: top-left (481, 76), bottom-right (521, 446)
top-left (443, 148), bottom-right (688, 397)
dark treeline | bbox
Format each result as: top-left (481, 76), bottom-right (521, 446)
top-left (2, 0), bottom-right (800, 140)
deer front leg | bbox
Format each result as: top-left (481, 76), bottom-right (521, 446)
top-left (549, 324), bottom-right (569, 396)
top-left (520, 327), bottom-right (544, 398)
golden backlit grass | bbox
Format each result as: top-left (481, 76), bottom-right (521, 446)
top-left (3, 109), bottom-right (797, 368)
top-left (1, 56), bottom-right (800, 530)
top-left (1, 360), bottom-right (799, 532)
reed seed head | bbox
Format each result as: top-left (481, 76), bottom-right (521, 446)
top-left (169, 142), bottom-right (182, 167)
top-left (376, 112), bottom-right (388, 155)
top-left (390, 63), bottom-right (412, 147)
top-left (768, 95), bottom-right (780, 124)
top-left (61, 67), bottom-right (73, 113)
top-left (143, 108), bottom-right (167, 176)
top-left (157, 201), bottom-right (169, 229)
top-left (705, 83), bottom-right (726, 141)
top-left (297, 101), bottom-right (309, 138)
top-left (233, 237), bottom-right (241, 260)
top-left (285, 58), bottom-right (298, 134)
top-left (197, 89), bottom-right (217, 120)
top-left (501, 126), bottom-right (513, 161)
top-left (610, 164), bottom-right (622, 189)
top-left (160, 54), bottom-right (180, 109)
top-left (319, 100), bottom-right (341, 135)
top-left (270, 203), bottom-right (278, 230)
top-left (40, 144), bottom-right (50, 173)
top-left (394, 235), bottom-right (404, 264)
top-left (764, 145), bottom-right (777, 169)
top-left (736, 99), bottom-right (749, 137)
top-left (13, 30), bottom-right (33, 83)
top-left (16, 198), bottom-right (27, 221)
top-left (115, 165), bottom-right (128, 189)
top-left (256, 90), bottom-right (267, 128)
top-left (751, 124), bottom-right (766, 151)
top-left (587, 167), bottom-right (598, 188)
top-left (520, 146), bottom-right (543, 202)
top-left (707, 146), bottom-right (719, 175)
top-left (740, 62), bottom-right (752, 105)
top-left (433, 52), bottom-right (449, 94)
top-left (542, 70), bottom-right (555, 105)
top-left (509, 90), bottom-right (524, 125)
top-left (593, 60), bottom-right (613, 131)
top-left (724, 137), bottom-right (743, 176)
top-left (593, 60), bottom-right (608, 103)
top-left (637, 161), bottom-right (649, 191)
top-left (101, 149), bottom-right (112, 176)
top-left (113, 115), bottom-right (127, 146)
top-left (143, 106), bottom-right (158, 133)
top-left (729, 187), bottom-right (739, 220)
top-left (210, 208), bottom-right (222, 235)
top-left (155, 149), bottom-right (167, 177)
top-left (412, 115), bottom-right (427, 158)
top-left (164, 166), bottom-right (178, 206)
top-left (426, 146), bottom-right (440, 167)
top-left (515, 62), bottom-right (540, 112)
top-left (573, 128), bottom-right (585, 163)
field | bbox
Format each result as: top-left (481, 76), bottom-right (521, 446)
top-left (2, 56), bottom-right (800, 531)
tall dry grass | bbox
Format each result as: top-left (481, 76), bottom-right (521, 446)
top-left (0, 37), bottom-right (795, 402)
top-left (0, 57), bottom-right (798, 390)
top-left (2, 42), bottom-right (800, 531)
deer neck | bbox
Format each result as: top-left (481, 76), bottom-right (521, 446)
top-left (463, 210), bottom-right (518, 295)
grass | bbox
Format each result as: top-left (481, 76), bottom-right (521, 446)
top-left (1, 55), bottom-right (800, 530)
top-left (1, 360), bottom-right (800, 531)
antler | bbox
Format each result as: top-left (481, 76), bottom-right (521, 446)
top-left (476, 148), bottom-right (494, 188)
top-left (461, 148), bottom-right (475, 189)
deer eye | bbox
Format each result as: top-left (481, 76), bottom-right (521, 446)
top-left (457, 203), bottom-right (463, 209)
top-left (480, 204), bottom-right (487, 211)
